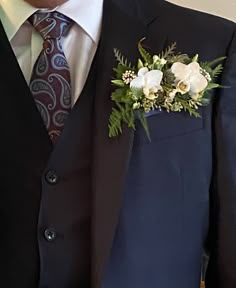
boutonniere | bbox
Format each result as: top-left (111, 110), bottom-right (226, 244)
top-left (108, 40), bottom-right (225, 140)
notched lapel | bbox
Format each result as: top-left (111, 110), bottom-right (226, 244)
top-left (91, 1), bottom-right (167, 287)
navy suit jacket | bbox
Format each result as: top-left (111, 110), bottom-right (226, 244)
top-left (1, 0), bottom-right (236, 287)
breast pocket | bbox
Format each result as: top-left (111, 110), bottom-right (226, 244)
top-left (134, 108), bottom-right (204, 145)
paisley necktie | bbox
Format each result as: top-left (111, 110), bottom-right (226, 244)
top-left (29, 12), bottom-right (73, 143)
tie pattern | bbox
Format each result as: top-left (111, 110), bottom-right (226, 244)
top-left (29, 12), bottom-right (73, 143)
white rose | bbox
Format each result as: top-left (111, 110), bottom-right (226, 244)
top-left (171, 62), bottom-right (208, 95)
top-left (130, 67), bottom-right (163, 99)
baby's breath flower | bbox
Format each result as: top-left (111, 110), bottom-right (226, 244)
top-left (189, 99), bottom-right (199, 109)
top-left (171, 102), bottom-right (183, 112)
top-left (168, 89), bottom-right (177, 101)
top-left (142, 98), bottom-right (157, 113)
top-left (122, 70), bottom-right (136, 85)
top-left (200, 68), bottom-right (212, 82)
top-left (131, 95), bottom-right (138, 101)
top-left (162, 99), bottom-right (172, 112)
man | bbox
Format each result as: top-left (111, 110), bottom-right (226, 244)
top-left (0, 0), bottom-right (236, 287)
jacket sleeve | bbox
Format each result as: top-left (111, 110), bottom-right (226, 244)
top-left (206, 28), bottom-right (236, 288)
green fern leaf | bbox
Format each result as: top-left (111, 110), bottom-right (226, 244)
top-left (205, 83), bottom-right (220, 91)
top-left (137, 111), bottom-right (151, 141)
top-left (211, 64), bottom-right (224, 80)
top-left (138, 40), bottom-right (153, 64)
top-left (208, 57), bottom-right (226, 68)
top-left (160, 42), bottom-right (177, 59)
top-left (114, 48), bottom-right (132, 68)
top-left (111, 79), bottom-right (125, 87)
top-left (108, 108), bottom-right (123, 137)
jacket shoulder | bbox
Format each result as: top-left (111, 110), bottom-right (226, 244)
top-left (114, 0), bottom-right (236, 32)
top-left (161, 1), bottom-right (236, 35)
top-left (144, 1), bottom-right (236, 57)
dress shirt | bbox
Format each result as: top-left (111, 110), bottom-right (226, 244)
top-left (0, 0), bottom-right (103, 106)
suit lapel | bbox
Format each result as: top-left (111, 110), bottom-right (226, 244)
top-left (91, 0), bottom-right (167, 287)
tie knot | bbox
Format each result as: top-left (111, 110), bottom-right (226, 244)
top-left (29, 11), bottom-right (72, 40)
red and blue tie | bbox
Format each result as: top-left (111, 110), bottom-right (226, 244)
top-left (29, 12), bottom-right (73, 143)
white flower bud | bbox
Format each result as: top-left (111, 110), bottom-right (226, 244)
top-left (133, 102), bottom-right (141, 110)
top-left (153, 55), bottom-right (160, 63)
top-left (160, 58), bottom-right (167, 65)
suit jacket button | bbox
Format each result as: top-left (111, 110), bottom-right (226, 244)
top-left (44, 228), bottom-right (57, 242)
top-left (45, 170), bottom-right (59, 185)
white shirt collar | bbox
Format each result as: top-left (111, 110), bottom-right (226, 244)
top-left (0, 0), bottom-right (103, 44)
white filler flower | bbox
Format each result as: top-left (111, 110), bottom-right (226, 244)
top-left (171, 62), bottom-right (208, 95)
top-left (130, 67), bottom-right (163, 100)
